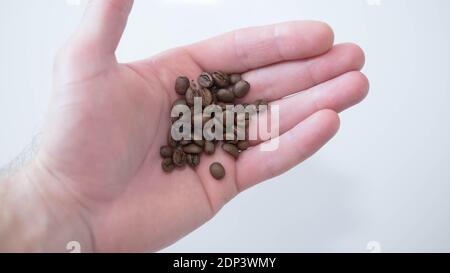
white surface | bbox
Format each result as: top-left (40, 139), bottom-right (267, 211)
top-left (1, 0), bottom-right (450, 252)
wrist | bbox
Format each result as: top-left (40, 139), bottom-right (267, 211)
top-left (0, 161), bottom-right (94, 252)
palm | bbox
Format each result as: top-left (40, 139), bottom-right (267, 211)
top-left (38, 1), bottom-right (368, 252)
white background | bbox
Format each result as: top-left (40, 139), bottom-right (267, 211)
top-left (1, 0), bottom-right (450, 252)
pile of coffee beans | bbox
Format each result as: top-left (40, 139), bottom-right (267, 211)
top-left (160, 71), bottom-right (268, 180)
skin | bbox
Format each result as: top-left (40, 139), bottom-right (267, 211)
top-left (0, 0), bottom-right (369, 252)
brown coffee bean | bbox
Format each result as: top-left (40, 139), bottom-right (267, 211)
top-left (200, 88), bottom-right (213, 107)
top-left (183, 144), bottom-right (203, 154)
top-left (229, 74), bottom-right (242, 85)
top-left (212, 71), bottom-right (230, 88)
top-left (204, 141), bottom-right (215, 155)
top-left (185, 87), bottom-right (196, 106)
top-left (172, 148), bottom-right (186, 167)
top-left (167, 130), bottom-right (177, 148)
top-left (222, 143), bottom-right (239, 159)
top-left (233, 80), bottom-right (250, 98)
top-left (180, 139), bottom-right (192, 146)
top-left (194, 139), bottom-right (205, 147)
top-left (237, 140), bottom-right (250, 151)
top-left (175, 76), bottom-right (190, 95)
top-left (160, 146), bottom-right (174, 158)
top-left (186, 154), bottom-right (200, 167)
top-left (210, 162), bottom-right (225, 180)
top-left (198, 72), bottom-right (214, 88)
top-left (217, 88), bottom-right (235, 103)
top-left (162, 158), bottom-right (175, 172)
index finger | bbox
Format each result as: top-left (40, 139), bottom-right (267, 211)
top-left (186, 21), bottom-right (334, 73)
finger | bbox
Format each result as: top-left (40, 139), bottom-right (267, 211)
top-left (76, 0), bottom-right (133, 57)
top-left (236, 110), bottom-right (340, 191)
top-left (241, 43), bottom-right (365, 102)
top-left (187, 21), bottom-right (334, 73)
top-left (248, 71), bottom-right (368, 145)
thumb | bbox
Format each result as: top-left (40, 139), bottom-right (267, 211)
top-left (78, 0), bottom-right (134, 56)
top-left (54, 0), bottom-right (134, 84)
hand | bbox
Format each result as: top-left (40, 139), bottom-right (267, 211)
top-left (1, 0), bottom-right (368, 252)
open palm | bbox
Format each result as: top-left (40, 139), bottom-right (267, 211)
top-left (36, 0), bottom-right (368, 252)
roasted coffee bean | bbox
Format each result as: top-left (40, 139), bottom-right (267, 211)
top-left (217, 88), bottom-right (235, 103)
top-left (160, 146), bottom-right (174, 158)
top-left (186, 154), bottom-right (200, 167)
top-left (210, 162), bottom-right (225, 180)
top-left (229, 74), bottom-right (242, 85)
top-left (212, 71), bottom-right (230, 88)
top-left (162, 158), bottom-right (175, 173)
top-left (180, 139), bottom-right (192, 146)
top-left (204, 141), bottom-right (215, 155)
top-left (167, 130), bottom-right (177, 148)
top-left (185, 87), bottom-right (196, 106)
top-left (198, 72), bottom-right (214, 88)
top-left (194, 139), bottom-right (205, 147)
top-left (233, 80), bottom-right (250, 98)
top-left (222, 143), bottom-right (240, 159)
top-left (237, 140), bottom-right (250, 151)
top-left (200, 88), bottom-right (213, 107)
top-left (172, 148), bottom-right (186, 167)
top-left (183, 143), bottom-right (203, 154)
top-left (175, 76), bottom-right (190, 95)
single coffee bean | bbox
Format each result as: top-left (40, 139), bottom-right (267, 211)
top-left (172, 148), bottom-right (186, 167)
top-left (210, 162), bottom-right (225, 180)
top-left (183, 143), bottom-right (203, 154)
top-left (186, 154), bottom-right (200, 167)
top-left (198, 72), bottom-right (214, 88)
top-left (175, 76), bottom-right (190, 95)
top-left (180, 139), bottom-right (192, 146)
top-left (217, 88), bottom-right (235, 103)
top-left (162, 158), bottom-right (175, 173)
top-left (185, 87), bottom-right (196, 106)
top-left (167, 130), bottom-right (177, 148)
top-left (204, 141), bottom-right (215, 155)
top-left (237, 140), bottom-right (250, 151)
top-left (212, 71), bottom-right (230, 88)
top-left (229, 74), bottom-right (242, 85)
top-left (222, 143), bottom-right (240, 159)
top-left (194, 139), bottom-right (205, 147)
top-left (160, 146), bottom-right (174, 158)
top-left (200, 88), bottom-right (213, 107)
top-left (233, 80), bottom-right (250, 98)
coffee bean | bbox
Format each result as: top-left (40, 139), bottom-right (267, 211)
top-left (194, 139), bottom-right (205, 147)
top-left (212, 71), bottom-right (230, 88)
top-left (217, 88), bottom-right (235, 103)
top-left (186, 154), bottom-right (200, 167)
top-left (162, 158), bottom-right (175, 173)
top-left (198, 72), bottom-right (214, 88)
top-left (233, 80), bottom-right (250, 98)
top-left (172, 148), bottom-right (186, 167)
top-left (237, 140), bottom-right (250, 151)
top-left (180, 139), bottom-right (192, 146)
top-left (229, 74), bottom-right (242, 85)
top-left (160, 146), bottom-right (174, 158)
top-left (175, 76), bottom-right (190, 95)
top-left (210, 162), bottom-right (225, 180)
top-left (185, 87), bottom-right (196, 106)
top-left (200, 88), bottom-right (213, 107)
top-left (204, 141), bottom-right (215, 155)
top-left (167, 130), bottom-right (177, 148)
top-left (222, 143), bottom-right (239, 159)
top-left (183, 143), bottom-right (203, 154)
